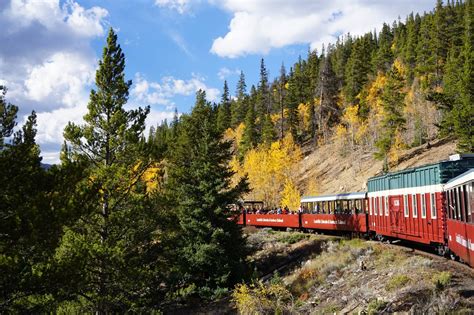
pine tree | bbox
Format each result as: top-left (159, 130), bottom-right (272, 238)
top-left (375, 64), bottom-right (406, 171)
top-left (217, 80), bottom-right (231, 132)
top-left (286, 67), bottom-right (300, 141)
top-left (167, 89), bottom-right (250, 295)
top-left (317, 54), bottom-right (340, 141)
top-left (277, 63), bottom-right (287, 139)
top-left (240, 91), bottom-right (257, 157)
top-left (256, 59), bottom-right (270, 135)
top-left (344, 35), bottom-right (373, 103)
top-left (261, 113), bottom-right (276, 146)
top-left (455, 0), bottom-right (474, 151)
top-left (60, 28), bottom-right (155, 312)
top-left (373, 23), bottom-right (394, 72)
top-left (404, 13), bottom-right (421, 82)
top-left (231, 71), bottom-right (247, 127)
top-left (416, 14), bottom-right (436, 88)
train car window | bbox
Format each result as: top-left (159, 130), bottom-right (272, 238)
top-left (463, 185), bottom-right (469, 223)
top-left (421, 194), bottom-right (427, 218)
top-left (380, 197), bottom-right (383, 216)
top-left (456, 187), bottom-right (462, 221)
top-left (453, 189), bottom-right (458, 220)
top-left (452, 189), bottom-right (458, 220)
top-left (404, 195), bottom-right (409, 217)
top-left (385, 196), bottom-right (389, 216)
top-left (430, 193), bottom-right (437, 219)
top-left (369, 198), bottom-right (373, 215)
top-left (468, 182), bottom-right (474, 222)
top-left (412, 194), bottom-right (418, 218)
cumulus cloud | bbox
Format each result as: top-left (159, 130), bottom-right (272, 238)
top-left (131, 73), bottom-right (220, 106)
top-left (0, 0), bottom-right (108, 163)
top-left (210, 0), bottom-right (434, 58)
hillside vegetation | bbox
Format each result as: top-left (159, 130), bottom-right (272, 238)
top-left (233, 230), bottom-right (474, 314)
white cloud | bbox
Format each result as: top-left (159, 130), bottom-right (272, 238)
top-left (131, 73), bottom-right (220, 106)
top-left (0, 0), bottom-right (108, 164)
top-left (25, 52), bottom-right (95, 109)
top-left (154, 0), bottom-right (192, 14)
top-left (210, 0), bottom-right (434, 58)
top-left (217, 67), bottom-right (240, 80)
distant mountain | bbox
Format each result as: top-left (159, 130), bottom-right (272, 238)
top-left (40, 163), bottom-right (53, 170)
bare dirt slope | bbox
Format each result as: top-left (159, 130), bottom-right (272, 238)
top-left (298, 138), bottom-right (457, 195)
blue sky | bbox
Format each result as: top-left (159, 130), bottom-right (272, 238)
top-left (0, 0), bottom-right (436, 163)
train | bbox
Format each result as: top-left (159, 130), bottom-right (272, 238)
top-left (235, 154), bottom-right (474, 267)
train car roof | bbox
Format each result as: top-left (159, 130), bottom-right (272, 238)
top-left (444, 168), bottom-right (474, 190)
top-left (301, 192), bottom-right (367, 202)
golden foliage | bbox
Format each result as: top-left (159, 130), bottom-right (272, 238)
top-left (281, 179), bottom-right (301, 211)
top-left (388, 129), bottom-right (406, 166)
top-left (223, 123), bottom-right (246, 152)
top-left (141, 163), bottom-right (162, 193)
top-left (393, 59), bottom-right (407, 79)
top-left (232, 281), bottom-right (293, 315)
top-left (234, 133), bottom-right (302, 207)
top-left (271, 113), bottom-right (281, 124)
top-left (298, 102), bottom-right (310, 131)
top-left (305, 179), bottom-right (320, 196)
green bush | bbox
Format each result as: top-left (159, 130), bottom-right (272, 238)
top-left (432, 271), bottom-right (452, 291)
top-left (366, 299), bottom-right (387, 314)
top-left (385, 274), bottom-right (411, 291)
top-left (279, 233), bottom-right (309, 244)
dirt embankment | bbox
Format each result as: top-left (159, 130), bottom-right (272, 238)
top-left (298, 138), bottom-right (457, 195)
top-left (233, 230), bottom-right (474, 314)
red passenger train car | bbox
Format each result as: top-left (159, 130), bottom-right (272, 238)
top-left (445, 169), bottom-right (474, 266)
top-left (366, 154), bottom-right (474, 254)
top-left (300, 192), bottom-right (368, 233)
top-left (236, 154), bottom-right (474, 267)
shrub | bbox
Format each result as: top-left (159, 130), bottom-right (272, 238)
top-left (232, 280), bottom-right (293, 315)
top-left (366, 299), bottom-right (387, 314)
top-left (432, 271), bottom-right (452, 291)
top-left (289, 268), bottom-right (322, 297)
top-left (279, 233), bottom-right (309, 244)
top-left (385, 274), bottom-right (411, 291)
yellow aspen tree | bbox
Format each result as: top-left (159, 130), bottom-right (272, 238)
top-left (281, 179), bottom-right (301, 211)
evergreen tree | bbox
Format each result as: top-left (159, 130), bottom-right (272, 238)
top-left (217, 80), bottom-right (231, 132)
top-left (59, 28), bottom-right (156, 312)
top-left (403, 13), bottom-right (421, 82)
top-left (316, 54), bottom-right (340, 140)
top-left (261, 113), bottom-right (276, 146)
top-left (375, 64), bottom-right (406, 171)
top-left (286, 68), bottom-right (300, 141)
top-left (373, 23), bottom-right (394, 72)
top-left (167, 89), bottom-right (250, 295)
top-left (231, 71), bottom-right (247, 127)
top-left (0, 86), bottom-right (18, 148)
top-left (455, 0), bottom-right (474, 151)
top-left (240, 89), bottom-right (257, 157)
top-left (278, 63), bottom-right (287, 139)
top-left (344, 35), bottom-right (373, 103)
top-left (256, 58), bottom-right (270, 135)
top-left (432, 0), bottom-right (450, 85)
top-left (416, 14), bottom-right (436, 88)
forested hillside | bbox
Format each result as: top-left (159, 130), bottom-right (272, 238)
top-left (0, 0), bottom-right (473, 313)
top-left (149, 0), bottom-right (473, 208)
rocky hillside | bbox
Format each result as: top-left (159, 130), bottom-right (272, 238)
top-left (232, 229), bottom-right (474, 314)
top-left (298, 138), bottom-right (457, 195)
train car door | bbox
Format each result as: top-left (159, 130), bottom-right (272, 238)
top-left (389, 195), bottom-right (405, 233)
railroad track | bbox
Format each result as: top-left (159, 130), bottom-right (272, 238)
top-left (376, 240), bottom-right (474, 276)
